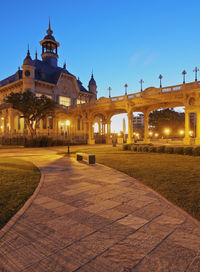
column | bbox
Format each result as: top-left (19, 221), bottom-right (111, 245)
top-left (195, 111), bottom-right (200, 145)
top-left (127, 111), bottom-right (134, 144)
top-left (184, 109), bottom-right (191, 145)
top-left (106, 121), bottom-right (112, 144)
top-left (143, 111), bottom-right (150, 143)
top-left (87, 121), bottom-right (95, 144)
top-left (9, 109), bottom-right (15, 135)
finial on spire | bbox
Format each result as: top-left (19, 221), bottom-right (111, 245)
top-left (35, 49), bottom-right (38, 60)
top-left (27, 44), bottom-right (30, 56)
top-left (63, 61), bottom-right (66, 69)
top-left (46, 17), bottom-right (53, 35)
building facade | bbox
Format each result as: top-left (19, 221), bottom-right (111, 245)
top-left (0, 21), bottom-right (97, 143)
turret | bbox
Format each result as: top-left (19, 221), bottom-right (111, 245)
top-left (40, 18), bottom-right (60, 67)
top-left (21, 46), bottom-right (35, 92)
top-left (88, 73), bottom-right (97, 100)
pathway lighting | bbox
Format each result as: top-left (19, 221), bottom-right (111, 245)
top-left (108, 87), bottom-right (112, 98)
top-left (164, 128), bottom-right (170, 136)
top-left (193, 67), bottom-right (199, 82)
top-left (158, 74), bottom-right (163, 88)
top-left (66, 120), bottom-right (70, 154)
top-left (182, 70), bottom-right (187, 84)
top-left (139, 79), bottom-right (144, 92)
top-left (179, 130), bottom-right (184, 135)
top-left (124, 84), bottom-right (128, 95)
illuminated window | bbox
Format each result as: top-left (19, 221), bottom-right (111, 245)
top-left (59, 96), bottom-right (71, 106)
top-left (36, 93), bottom-right (52, 99)
top-left (77, 97), bottom-right (86, 104)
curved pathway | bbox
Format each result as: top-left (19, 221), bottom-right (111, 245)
top-left (0, 147), bottom-right (200, 272)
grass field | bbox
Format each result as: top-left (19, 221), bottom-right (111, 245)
top-left (67, 145), bottom-right (200, 221)
top-left (0, 158), bottom-right (40, 229)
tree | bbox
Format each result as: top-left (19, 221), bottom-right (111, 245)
top-left (149, 108), bottom-right (185, 136)
top-left (4, 90), bottom-right (56, 138)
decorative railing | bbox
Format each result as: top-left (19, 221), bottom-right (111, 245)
top-left (63, 81), bottom-right (200, 111)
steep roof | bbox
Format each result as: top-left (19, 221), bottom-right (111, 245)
top-left (0, 60), bottom-right (89, 93)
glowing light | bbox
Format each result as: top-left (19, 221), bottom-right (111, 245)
top-left (155, 133), bottom-right (159, 137)
top-left (189, 130), bottom-right (193, 136)
top-left (0, 126), bottom-right (3, 129)
top-left (60, 122), bottom-right (64, 126)
top-left (179, 130), bottom-right (184, 135)
top-left (1, 117), bottom-right (4, 120)
top-left (66, 120), bottom-right (70, 126)
top-left (164, 128), bottom-right (170, 135)
top-left (135, 133), bottom-right (139, 137)
top-left (118, 132), bottom-right (121, 136)
top-left (149, 131), bottom-right (153, 136)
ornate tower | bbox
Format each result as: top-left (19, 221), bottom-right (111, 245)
top-left (40, 19), bottom-right (60, 67)
top-left (21, 47), bottom-right (36, 92)
top-left (88, 73), bottom-right (97, 100)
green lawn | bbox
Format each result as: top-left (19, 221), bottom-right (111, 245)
top-left (68, 146), bottom-right (200, 221)
top-left (0, 158), bottom-right (40, 229)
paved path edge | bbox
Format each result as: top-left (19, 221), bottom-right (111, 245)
top-left (0, 171), bottom-right (44, 240)
top-left (95, 161), bottom-right (200, 227)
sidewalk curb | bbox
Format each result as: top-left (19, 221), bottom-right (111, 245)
top-left (0, 171), bottom-right (45, 241)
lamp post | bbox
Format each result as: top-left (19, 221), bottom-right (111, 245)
top-left (158, 74), bottom-right (163, 88)
top-left (193, 67), bottom-right (199, 82)
top-left (108, 87), bottom-right (112, 98)
top-left (124, 84), bottom-right (128, 95)
top-left (66, 120), bottom-right (70, 154)
top-left (182, 70), bottom-right (187, 84)
top-left (139, 79), bottom-right (144, 92)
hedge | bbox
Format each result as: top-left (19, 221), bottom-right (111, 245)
top-left (122, 143), bottom-right (200, 156)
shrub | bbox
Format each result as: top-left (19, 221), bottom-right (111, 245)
top-left (156, 145), bottom-right (165, 153)
top-left (148, 146), bottom-right (156, 152)
top-left (131, 144), bottom-right (137, 151)
top-left (165, 146), bottom-right (174, 154)
top-left (192, 146), bottom-right (200, 156)
top-left (142, 145), bottom-right (149, 152)
top-left (174, 146), bottom-right (184, 155)
top-left (137, 145), bottom-right (143, 152)
top-left (184, 146), bottom-right (193, 156)
top-left (123, 144), bottom-right (129, 150)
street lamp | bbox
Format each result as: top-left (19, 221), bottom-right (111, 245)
top-left (193, 67), bottom-right (199, 82)
top-left (164, 128), bottom-right (170, 138)
top-left (182, 70), bottom-right (187, 84)
top-left (139, 79), bottom-right (144, 92)
top-left (149, 131), bottom-right (153, 137)
top-left (179, 130), bottom-right (184, 136)
top-left (108, 87), bottom-right (112, 98)
top-left (66, 120), bottom-right (70, 154)
top-left (124, 84), bottom-right (128, 95)
top-left (158, 74), bottom-right (163, 88)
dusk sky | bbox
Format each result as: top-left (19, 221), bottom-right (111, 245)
top-left (1, 0), bottom-right (199, 131)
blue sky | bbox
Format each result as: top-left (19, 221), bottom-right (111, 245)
top-left (0, 0), bottom-right (199, 131)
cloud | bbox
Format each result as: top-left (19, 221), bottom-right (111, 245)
top-left (143, 52), bottom-right (158, 66)
top-left (130, 49), bottom-right (144, 64)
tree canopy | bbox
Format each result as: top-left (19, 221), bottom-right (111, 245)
top-left (149, 108), bottom-right (185, 136)
top-left (4, 90), bottom-right (56, 137)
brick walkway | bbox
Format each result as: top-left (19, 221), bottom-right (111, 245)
top-left (0, 148), bottom-right (200, 271)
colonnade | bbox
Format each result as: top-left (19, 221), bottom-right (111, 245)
top-left (1, 106), bottom-right (200, 146)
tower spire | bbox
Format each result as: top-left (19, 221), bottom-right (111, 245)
top-left (27, 44), bottom-right (30, 56)
top-left (47, 17), bottom-right (53, 35)
top-left (35, 49), bottom-right (38, 60)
